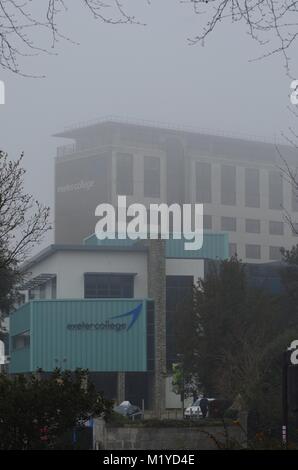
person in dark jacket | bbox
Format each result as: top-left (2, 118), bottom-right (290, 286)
top-left (199, 396), bottom-right (209, 418)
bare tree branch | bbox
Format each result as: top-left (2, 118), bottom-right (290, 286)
top-left (0, 151), bottom-right (51, 268)
top-left (0, 0), bottom-right (141, 76)
top-left (276, 111), bottom-right (298, 234)
top-left (186, 0), bottom-right (298, 74)
top-left (1, 1), bottom-right (298, 75)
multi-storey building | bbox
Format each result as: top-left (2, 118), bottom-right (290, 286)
top-left (55, 117), bottom-right (298, 263)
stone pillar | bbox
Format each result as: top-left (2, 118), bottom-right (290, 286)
top-left (147, 239), bottom-right (166, 417)
top-left (117, 372), bottom-right (126, 404)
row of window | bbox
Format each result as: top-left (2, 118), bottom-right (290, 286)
top-left (196, 162), bottom-right (286, 209)
top-left (203, 215), bottom-right (289, 236)
top-left (229, 243), bottom-right (283, 261)
top-left (116, 156), bottom-right (295, 212)
top-left (84, 273), bottom-right (134, 299)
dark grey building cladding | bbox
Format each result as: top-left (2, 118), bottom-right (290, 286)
top-left (55, 151), bottom-right (111, 244)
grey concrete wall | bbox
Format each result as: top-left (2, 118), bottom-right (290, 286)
top-left (93, 417), bottom-right (247, 450)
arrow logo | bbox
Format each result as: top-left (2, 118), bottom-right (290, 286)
top-left (111, 303), bottom-right (143, 331)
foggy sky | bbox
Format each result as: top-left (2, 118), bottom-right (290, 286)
top-left (0, 0), bottom-right (297, 246)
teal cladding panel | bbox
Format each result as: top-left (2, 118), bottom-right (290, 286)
top-left (10, 349), bottom-right (31, 374)
top-left (30, 299), bottom-right (147, 373)
top-left (166, 233), bottom-right (229, 259)
top-left (10, 302), bottom-right (31, 336)
top-left (9, 303), bottom-right (31, 374)
top-left (84, 232), bottom-right (228, 260)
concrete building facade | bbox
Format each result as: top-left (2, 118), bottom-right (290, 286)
top-left (54, 117), bottom-right (298, 263)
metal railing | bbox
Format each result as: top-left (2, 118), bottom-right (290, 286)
top-left (55, 115), bottom-right (281, 158)
top-left (62, 115), bottom-right (277, 142)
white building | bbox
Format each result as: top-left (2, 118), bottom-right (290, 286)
top-left (13, 235), bottom-right (226, 412)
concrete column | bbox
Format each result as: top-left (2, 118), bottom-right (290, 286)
top-left (147, 239), bottom-right (166, 417)
top-left (117, 372), bottom-right (126, 404)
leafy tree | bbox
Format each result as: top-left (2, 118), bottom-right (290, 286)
top-left (0, 369), bottom-right (112, 450)
top-left (175, 256), bottom-right (298, 429)
top-left (0, 250), bottom-right (18, 315)
top-left (172, 362), bottom-right (199, 403)
top-left (280, 245), bottom-right (298, 323)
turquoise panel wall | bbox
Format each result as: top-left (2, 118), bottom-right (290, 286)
top-left (84, 232), bottom-right (228, 260)
top-left (165, 233), bottom-right (229, 259)
top-left (10, 349), bottom-right (31, 374)
top-left (10, 302), bottom-right (31, 336)
top-left (9, 303), bottom-right (31, 374)
top-left (29, 299), bottom-right (148, 373)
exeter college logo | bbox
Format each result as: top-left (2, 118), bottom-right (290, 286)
top-left (67, 303), bottom-right (143, 333)
top-left (110, 303), bottom-right (143, 331)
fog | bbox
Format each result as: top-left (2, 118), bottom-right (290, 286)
top-left (0, 0), bottom-right (296, 245)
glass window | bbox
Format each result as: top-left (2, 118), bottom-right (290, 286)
top-left (246, 244), bottom-right (261, 259)
top-left (12, 331), bottom-right (30, 351)
top-left (229, 243), bottom-right (237, 257)
top-left (269, 246), bottom-right (282, 261)
top-left (196, 161), bottom-right (212, 203)
top-left (221, 216), bottom-right (237, 232)
top-left (144, 156), bottom-right (160, 197)
top-left (28, 289), bottom-right (35, 300)
top-left (51, 277), bottom-right (57, 299)
top-left (84, 274), bottom-right (134, 298)
top-left (269, 221), bottom-right (284, 235)
top-left (221, 165), bottom-right (236, 205)
top-left (166, 276), bottom-right (193, 367)
top-left (245, 219), bottom-right (260, 234)
top-left (116, 153), bottom-right (133, 195)
top-left (245, 168), bottom-right (260, 208)
top-left (269, 171), bottom-right (283, 210)
top-left (203, 215), bottom-right (212, 230)
top-left (39, 284), bottom-right (46, 299)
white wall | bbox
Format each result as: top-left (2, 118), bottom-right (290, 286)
top-left (165, 376), bottom-right (193, 410)
top-left (166, 258), bottom-right (204, 284)
top-left (24, 250), bottom-right (205, 301)
top-left (26, 250), bottom-right (148, 299)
